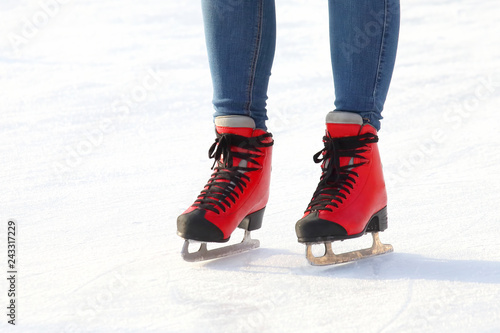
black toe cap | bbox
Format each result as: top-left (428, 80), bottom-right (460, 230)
top-left (177, 210), bottom-right (227, 243)
top-left (295, 211), bottom-right (348, 243)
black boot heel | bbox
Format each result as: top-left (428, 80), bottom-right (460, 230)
top-left (238, 207), bottom-right (266, 231)
top-left (366, 206), bottom-right (388, 233)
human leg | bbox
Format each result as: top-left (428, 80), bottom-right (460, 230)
top-left (329, 0), bottom-right (400, 130)
top-left (177, 0), bottom-right (276, 261)
top-left (202, 0), bottom-right (276, 130)
top-left (295, 0), bottom-right (400, 265)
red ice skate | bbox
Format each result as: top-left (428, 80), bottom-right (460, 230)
top-left (177, 115), bottom-right (273, 261)
top-left (295, 111), bottom-right (393, 265)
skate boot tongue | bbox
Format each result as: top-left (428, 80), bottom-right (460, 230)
top-left (326, 111), bottom-right (363, 138)
top-left (215, 115), bottom-right (256, 137)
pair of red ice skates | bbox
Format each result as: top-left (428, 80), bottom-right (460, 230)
top-left (177, 111), bottom-right (393, 265)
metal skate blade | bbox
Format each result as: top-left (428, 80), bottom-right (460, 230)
top-left (305, 232), bottom-right (393, 266)
top-left (181, 230), bottom-right (260, 262)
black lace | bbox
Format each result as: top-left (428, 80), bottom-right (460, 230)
top-left (193, 132), bottom-right (273, 214)
top-left (305, 132), bottom-right (378, 213)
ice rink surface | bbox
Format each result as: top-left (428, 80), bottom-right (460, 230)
top-left (1, 0), bottom-right (500, 332)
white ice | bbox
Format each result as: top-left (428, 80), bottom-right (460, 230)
top-left (1, 0), bottom-right (500, 332)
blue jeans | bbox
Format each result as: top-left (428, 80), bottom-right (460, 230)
top-left (202, 0), bottom-right (400, 131)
